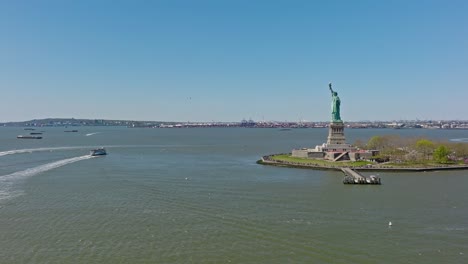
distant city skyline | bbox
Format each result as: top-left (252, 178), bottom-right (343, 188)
top-left (1, 0), bottom-right (467, 122)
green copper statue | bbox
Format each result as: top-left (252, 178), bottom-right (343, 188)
top-left (329, 83), bottom-right (342, 122)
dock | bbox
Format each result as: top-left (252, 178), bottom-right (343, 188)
top-left (341, 168), bottom-right (381, 185)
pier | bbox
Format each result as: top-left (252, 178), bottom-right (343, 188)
top-left (341, 168), bottom-right (381, 185)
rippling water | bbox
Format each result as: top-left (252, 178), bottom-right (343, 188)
top-left (0, 127), bottom-right (467, 263)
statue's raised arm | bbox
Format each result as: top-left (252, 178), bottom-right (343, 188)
top-left (329, 82), bottom-right (334, 94)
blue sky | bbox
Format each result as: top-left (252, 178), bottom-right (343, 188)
top-left (1, 0), bottom-right (467, 122)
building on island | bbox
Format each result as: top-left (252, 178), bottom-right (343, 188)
top-left (292, 83), bottom-right (378, 162)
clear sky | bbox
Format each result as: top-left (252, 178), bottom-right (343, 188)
top-left (1, 0), bottom-right (467, 122)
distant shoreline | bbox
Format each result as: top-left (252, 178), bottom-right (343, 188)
top-left (2, 118), bottom-right (468, 129)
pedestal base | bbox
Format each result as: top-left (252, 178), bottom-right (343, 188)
top-left (327, 122), bottom-right (346, 145)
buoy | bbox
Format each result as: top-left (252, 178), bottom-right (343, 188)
top-left (389, 221), bottom-right (392, 226)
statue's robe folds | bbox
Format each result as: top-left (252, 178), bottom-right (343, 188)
top-left (331, 95), bottom-right (341, 122)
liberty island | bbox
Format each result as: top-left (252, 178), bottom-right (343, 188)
top-left (259, 83), bottom-right (468, 172)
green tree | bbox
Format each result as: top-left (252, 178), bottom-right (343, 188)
top-left (353, 139), bottom-right (365, 149)
top-left (433, 145), bottom-right (450, 163)
top-left (451, 143), bottom-right (468, 160)
top-left (367, 136), bottom-right (388, 150)
top-left (415, 139), bottom-right (435, 160)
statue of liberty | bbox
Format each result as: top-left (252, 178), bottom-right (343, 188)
top-left (328, 83), bottom-right (341, 122)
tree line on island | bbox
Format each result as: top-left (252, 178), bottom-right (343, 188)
top-left (354, 135), bottom-right (468, 165)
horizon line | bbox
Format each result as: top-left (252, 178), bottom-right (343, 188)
top-left (2, 117), bottom-right (468, 124)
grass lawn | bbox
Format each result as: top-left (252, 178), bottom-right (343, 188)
top-left (385, 160), bottom-right (466, 167)
top-left (270, 154), bottom-right (373, 167)
top-left (264, 154), bottom-right (468, 170)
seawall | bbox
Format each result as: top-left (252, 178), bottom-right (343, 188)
top-left (258, 154), bottom-right (468, 172)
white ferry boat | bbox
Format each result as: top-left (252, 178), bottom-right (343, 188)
top-left (17, 135), bottom-right (42, 139)
top-left (90, 148), bottom-right (107, 156)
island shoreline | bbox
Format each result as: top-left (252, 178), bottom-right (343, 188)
top-left (258, 154), bottom-right (468, 172)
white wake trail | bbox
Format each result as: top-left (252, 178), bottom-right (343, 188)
top-left (0, 155), bottom-right (94, 201)
top-left (85, 132), bottom-right (101, 136)
top-left (0, 144), bottom-right (212, 158)
top-left (0, 146), bottom-right (93, 157)
top-left (1, 155), bottom-right (94, 180)
top-left (450, 138), bottom-right (468, 142)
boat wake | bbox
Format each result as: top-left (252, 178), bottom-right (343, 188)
top-left (0, 144), bottom-right (215, 158)
top-left (1, 155), bottom-right (94, 180)
top-left (0, 146), bottom-right (94, 157)
top-left (85, 132), bottom-right (101, 136)
top-left (450, 138), bottom-right (468, 142)
top-left (0, 155), bottom-right (94, 201)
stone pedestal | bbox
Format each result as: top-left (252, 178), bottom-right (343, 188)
top-left (327, 121), bottom-right (346, 145)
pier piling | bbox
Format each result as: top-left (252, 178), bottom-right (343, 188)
top-left (341, 168), bottom-right (381, 185)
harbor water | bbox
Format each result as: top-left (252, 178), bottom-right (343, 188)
top-left (1, 127), bottom-right (467, 263)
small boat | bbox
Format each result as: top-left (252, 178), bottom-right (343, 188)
top-left (30, 132), bottom-right (43, 135)
top-left (17, 135), bottom-right (42, 139)
top-left (64, 130), bottom-right (78, 132)
top-left (90, 148), bottom-right (107, 156)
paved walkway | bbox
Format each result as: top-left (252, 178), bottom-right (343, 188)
top-left (341, 168), bottom-right (365, 180)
